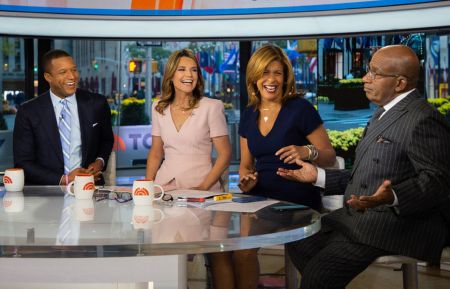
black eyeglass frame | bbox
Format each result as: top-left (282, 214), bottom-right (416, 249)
top-left (156, 192), bottom-right (174, 202)
top-left (95, 189), bottom-right (132, 203)
top-left (365, 65), bottom-right (409, 80)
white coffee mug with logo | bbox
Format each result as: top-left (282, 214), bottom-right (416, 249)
top-left (3, 168), bottom-right (24, 192)
top-left (74, 199), bottom-right (95, 221)
top-left (2, 191), bottom-right (24, 213)
top-left (67, 174), bottom-right (95, 199)
top-left (132, 179), bottom-right (164, 205)
top-left (132, 205), bottom-right (164, 230)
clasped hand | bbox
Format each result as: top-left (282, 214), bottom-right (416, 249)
top-left (66, 160), bottom-right (103, 184)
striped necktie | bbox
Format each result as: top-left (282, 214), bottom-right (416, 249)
top-left (59, 99), bottom-right (71, 174)
top-left (362, 106), bottom-right (385, 138)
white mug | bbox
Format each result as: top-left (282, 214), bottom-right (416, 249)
top-left (3, 168), bottom-right (24, 192)
top-left (132, 205), bottom-right (164, 230)
top-left (2, 191), bottom-right (24, 213)
top-left (74, 199), bottom-right (95, 221)
top-left (66, 174), bottom-right (95, 199)
top-left (132, 179), bottom-right (164, 205)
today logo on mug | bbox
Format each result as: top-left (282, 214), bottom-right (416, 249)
top-left (2, 191), bottom-right (25, 213)
top-left (74, 199), bottom-right (95, 221)
top-left (67, 174), bottom-right (95, 199)
top-left (132, 205), bottom-right (164, 230)
top-left (132, 179), bottom-right (165, 205)
top-left (3, 168), bottom-right (24, 192)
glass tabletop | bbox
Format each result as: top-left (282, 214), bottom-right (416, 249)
top-left (0, 186), bottom-right (321, 258)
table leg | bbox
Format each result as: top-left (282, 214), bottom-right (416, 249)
top-left (284, 244), bottom-right (298, 289)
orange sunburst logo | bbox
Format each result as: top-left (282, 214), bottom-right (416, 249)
top-left (83, 182), bottom-right (95, 190)
top-left (134, 215), bottom-right (149, 224)
top-left (113, 134), bottom-right (126, 151)
top-left (133, 188), bottom-right (150, 196)
top-left (3, 176), bottom-right (12, 184)
top-left (3, 200), bottom-right (12, 207)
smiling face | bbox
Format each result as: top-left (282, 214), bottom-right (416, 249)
top-left (257, 60), bottom-right (284, 103)
top-left (44, 56), bottom-right (79, 98)
top-left (171, 56), bottom-right (199, 96)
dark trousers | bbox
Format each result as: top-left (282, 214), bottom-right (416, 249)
top-left (286, 229), bottom-right (389, 289)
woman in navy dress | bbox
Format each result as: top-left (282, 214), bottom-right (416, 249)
top-left (211, 44), bottom-right (336, 289)
top-left (239, 44), bottom-right (335, 210)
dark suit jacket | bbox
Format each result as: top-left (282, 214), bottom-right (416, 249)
top-left (323, 90), bottom-right (450, 263)
top-left (13, 89), bottom-right (114, 185)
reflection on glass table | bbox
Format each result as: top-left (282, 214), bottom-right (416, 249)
top-left (0, 186), bottom-right (321, 289)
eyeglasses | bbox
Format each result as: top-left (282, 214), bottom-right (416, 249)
top-left (95, 189), bottom-right (132, 203)
top-left (156, 192), bottom-right (174, 202)
top-left (365, 66), bottom-right (403, 80)
top-left (94, 190), bottom-right (173, 203)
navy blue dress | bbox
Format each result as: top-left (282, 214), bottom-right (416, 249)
top-left (239, 97), bottom-right (323, 210)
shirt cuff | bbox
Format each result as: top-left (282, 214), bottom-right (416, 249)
top-left (96, 157), bottom-right (105, 168)
top-left (387, 188), bottom-right (399, 206)
top-left (313, 167), bottom-right (326, 189)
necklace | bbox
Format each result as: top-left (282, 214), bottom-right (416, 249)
top-left (260, 104), bottom-right (281, 123)
top-left (261, 108), bottom-right (269, 122)
top-left (172, 103), bottom-right (190, 113)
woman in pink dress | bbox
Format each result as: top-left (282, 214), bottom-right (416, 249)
top-left (146, 48), bottom-right (231, 192)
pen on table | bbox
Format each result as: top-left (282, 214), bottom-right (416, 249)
top-left (211, 193), bottom-right (232, 201)
top-left (177, 197), bottom-right (206, 203)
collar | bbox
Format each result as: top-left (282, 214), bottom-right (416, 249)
top-left (382, 88), bottom-right (415, 113)
top-left (49, 90), bottom-right (75, 105)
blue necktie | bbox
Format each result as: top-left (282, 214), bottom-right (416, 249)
top-left (59, 99), bottom-right (71, 174)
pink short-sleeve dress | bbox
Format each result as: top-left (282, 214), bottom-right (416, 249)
top-left (151, 97), bottom-right (228, 191)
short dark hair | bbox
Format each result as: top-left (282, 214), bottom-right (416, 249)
top-left (42, 49), bottom-right (72, 73)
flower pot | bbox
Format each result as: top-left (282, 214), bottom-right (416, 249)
top-left (334, 87), bottom-right (370, 110)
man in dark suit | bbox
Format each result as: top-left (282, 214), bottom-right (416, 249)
top-left (277, 45), bottom-right (450, 289)
top-left (13, 49), bottom-right (114, 185)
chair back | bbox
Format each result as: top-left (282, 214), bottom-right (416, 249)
top-left (321, 156), bottom-right (345, 211)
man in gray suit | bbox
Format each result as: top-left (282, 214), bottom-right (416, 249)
top-left (277, 45), bottom-right (450, 289)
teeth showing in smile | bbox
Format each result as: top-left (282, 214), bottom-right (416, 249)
top-left (67, 82), bottom-right (76, 86)
top-left (264, 85), bottom-right (277, 93)
top-left (181, 80), bottom-right (193, 84)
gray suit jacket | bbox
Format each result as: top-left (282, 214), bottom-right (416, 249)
top-left (323, 90), bottom-right (450, 263)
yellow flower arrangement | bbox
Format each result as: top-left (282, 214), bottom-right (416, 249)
top-left (122, 97), bottom-right (146, 106)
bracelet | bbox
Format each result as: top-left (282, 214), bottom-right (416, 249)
top-left (305, 145), bottom-right (319, 161)
top-left (304, 145), bottom-right (313, 161)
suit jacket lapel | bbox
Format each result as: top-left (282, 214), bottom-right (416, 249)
top-left (76, 90), bottom-right (93, 166)
top-left (37, 92), bottom-right (64, 164)
top-left (351, 91), bottom-right (418, 175)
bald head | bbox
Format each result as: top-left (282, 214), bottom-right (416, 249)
top-left (373, 45), bottom-right (420, 89)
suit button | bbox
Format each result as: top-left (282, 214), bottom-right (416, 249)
top-left (361, 184), bottom-right (367, 189)
top-left (373, 158), bottom-right (379, 164)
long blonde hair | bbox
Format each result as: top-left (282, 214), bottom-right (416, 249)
top-left (155, 49), bottom-right (204, 114)
top-left (246, 44), bottom-right (296, 108)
